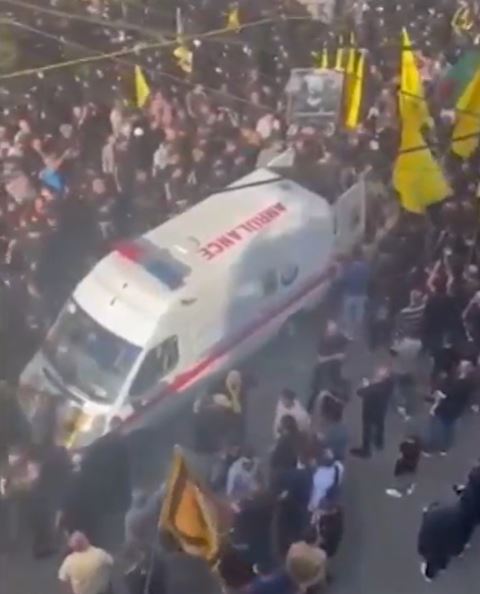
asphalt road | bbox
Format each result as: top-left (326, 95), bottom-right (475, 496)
top-left (4, 306), bottom-right (480, 594)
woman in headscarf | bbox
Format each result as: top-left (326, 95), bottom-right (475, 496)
top-left (224, 369), bottom-right (246, 445)
top-left (270, 416), bottom-right (304, 484)
top-left (194, 369), bottom-right (247, 453)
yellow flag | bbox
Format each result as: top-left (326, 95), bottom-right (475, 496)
top-left (334, 37), bottom-right (345, 72)
top-left (393, 113), bottom-right (450, 213)
top-left (227, 6), bottom-right (240, 31)
top-left (173, 44), bottom-right (193, 74)
top-left (345, 33), bottom-right (356, 75)
top-left (345, 51), bottom-right (365, 129)
top-left (134, 65), bottom-right (150, 108)
top-left (452, 68), bottom-right (480, 158)
top-left (160, 448), bottom-right (219, 562)
top-left (400, 28), bottom-right (431, 131)
top-left (343, 33), bottom-right (357, 122)
top-left (394, 28), bottom-right (449, 213)
top-left (320, 46), bottom-right (329, 69)
top-left (312, 47), bottom-right (329, 70)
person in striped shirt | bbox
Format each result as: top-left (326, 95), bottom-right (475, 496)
top-left (395, 289), bottom-right (426, 340)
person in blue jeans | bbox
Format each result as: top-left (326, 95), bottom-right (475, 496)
top-left (425, 361), bottom-right (475, 454)
top-left (339, 249), bottom-right (371, 339)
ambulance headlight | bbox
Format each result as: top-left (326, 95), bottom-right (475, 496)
top-left (79, 414), bottom-right (107, 434)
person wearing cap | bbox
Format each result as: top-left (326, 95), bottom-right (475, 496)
top-left (58, 531), bottom-right (113, 594)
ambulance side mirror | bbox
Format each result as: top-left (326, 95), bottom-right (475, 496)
top-left (129, 391), bottom-right (147, 409)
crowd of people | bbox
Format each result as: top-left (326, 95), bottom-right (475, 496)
top-left (198, 196), bottom-right (480, 590)
top-left (1, 0), bottom-right (475, 379)
top-left (1, 0), bottom-right (480, 593)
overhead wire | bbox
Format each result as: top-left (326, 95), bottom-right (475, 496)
top-left (0, 14), bottom-right (478, 124)
top-left (0, 0), bottom-right (307, 45)
top-left (0, 0), bottom-right (172, 39)
top-left (0, 15), bottom-right (301, 81)
top-left (0, 11), bottom-right (479, 157)
top-left (2, 17), bottom-right (273, 111)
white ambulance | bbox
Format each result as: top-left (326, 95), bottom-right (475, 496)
top-left (20, 168), bottom-right (360, 447)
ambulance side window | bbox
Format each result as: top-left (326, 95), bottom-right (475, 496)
top-left (129, 336), bottom-right (179, 397)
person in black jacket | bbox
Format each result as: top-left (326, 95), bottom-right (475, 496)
top-left (124, 549), bottom-right (167, 594)
top-left (61, 426), bottom-right (131, 543)
top-left (270, 415), bottom-right (303, 478)
top-left (273, 461), bottom-right (314, 556)
top-left (386, 436), bottom-right (421, 498)
top-left (308, 321), bottom-right (350, 409)
top-left (29, 439), bottom-right (71, 558)
top-left (425, 360), bottom-right (475, 454)
top-left (231, 489), bottom-right (275, 572)
top-left (351, 367), bottom-right (394, 458)
top-left (417, 501), bottom-right (468, 581)
top-left (79, 427), bottom-right (132, 517)
top-left (453, 462), bottom-right (480, 550)
top-left (456, 462), bottom-right (480, 525)
top-left (0, 381), bottom-right (30, 463)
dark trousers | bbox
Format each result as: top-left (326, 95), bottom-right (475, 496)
top-left (367, 318), bottom-right (391, 351)
top-left (362, 413), bottom-right (385, 454)
top-left (29, 492), bottom-right (56, 558)
top-left (308, 363), bottom-right (347, 411)
top-left (424, 555), bottom-right (449, 579)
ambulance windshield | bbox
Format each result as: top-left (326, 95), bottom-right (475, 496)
top-left (43, 299), bottom-right (141, 403)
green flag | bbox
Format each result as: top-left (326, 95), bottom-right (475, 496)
top-left (436, 50), bottom-right (480, 106)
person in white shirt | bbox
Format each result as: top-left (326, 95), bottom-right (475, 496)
top-left (309, 450), bottom-right (344, 512)
top-left (58, 532), bottom-right (113, 594)
top-left (390, 335), bottom-right (422, 419)
top-left (226, 454), bottom-right (260, 503)
top-left (273, 389), bottom-right (310, 438)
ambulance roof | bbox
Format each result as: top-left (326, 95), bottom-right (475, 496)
top-left (74, 168), bottom-right (333, 347)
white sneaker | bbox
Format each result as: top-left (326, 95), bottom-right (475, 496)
top-left (386, 488), bottom-right (403, 498)
top-left (420, 562), bottom-right (432, 582)
top-left (406, 484), bottom-right (416, 496)
top-left (397, 406), bottom-right (407, 416)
